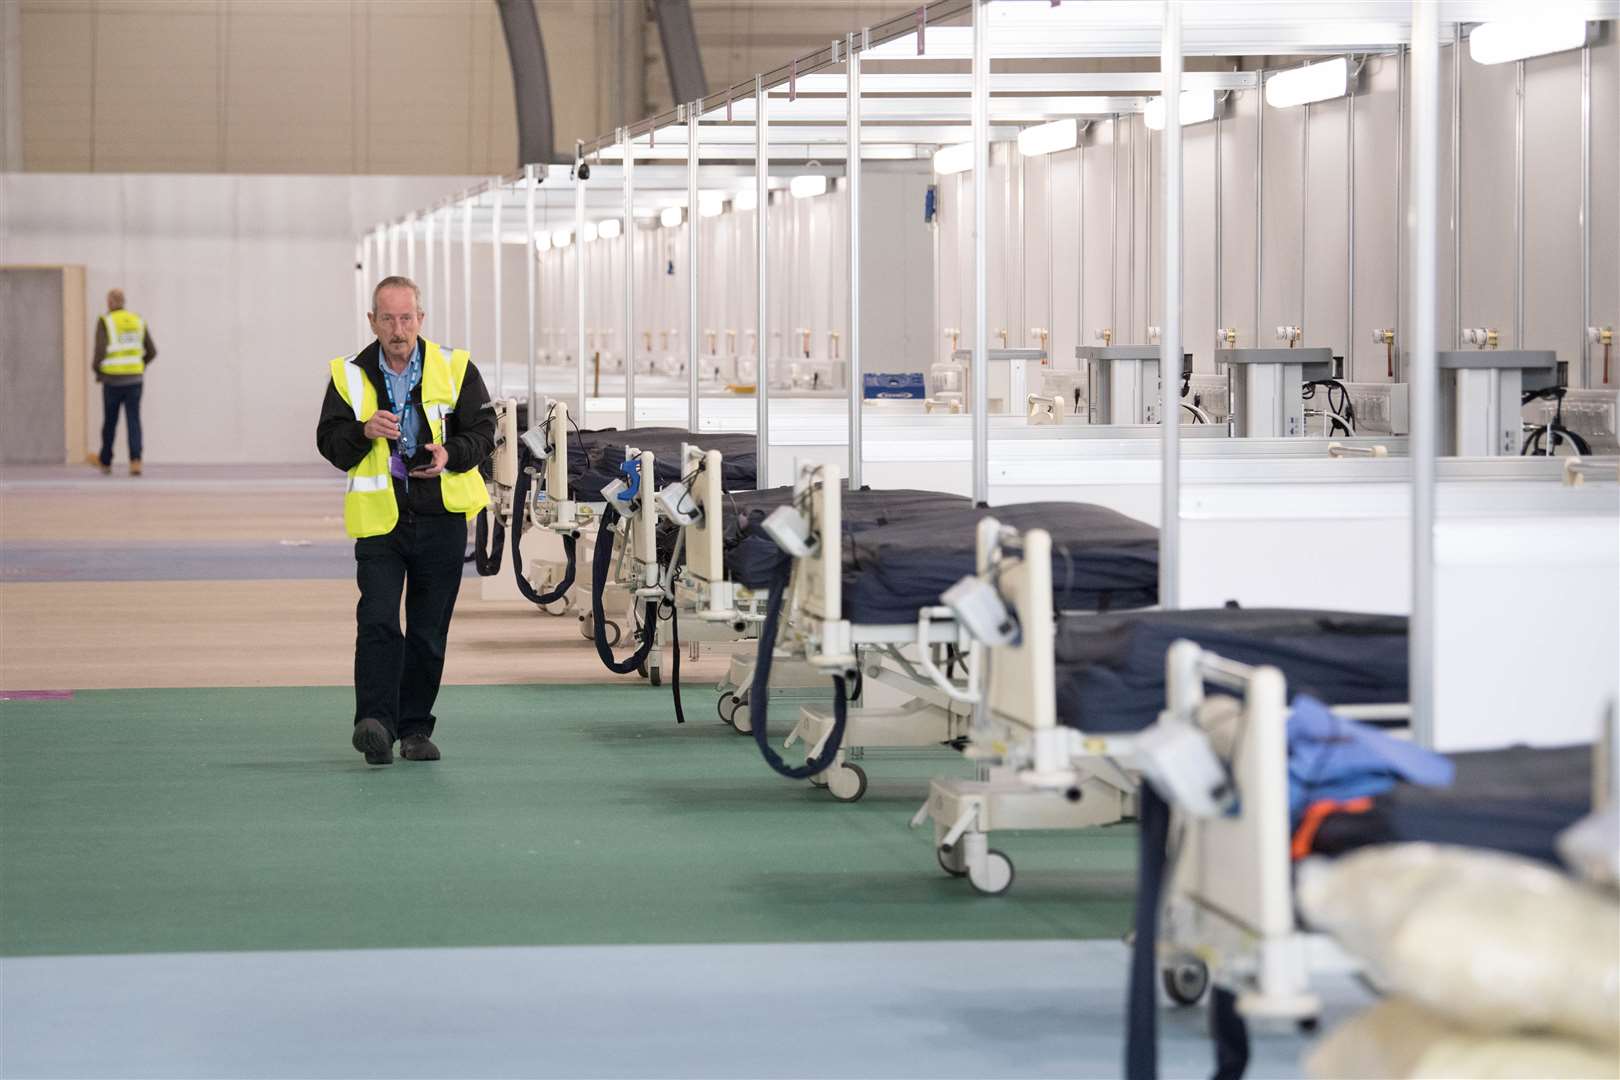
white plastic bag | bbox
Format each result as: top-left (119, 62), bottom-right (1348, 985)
top-left (1298, 843), bottom-right (1620, 1049)
top-left (1307, 998), bottom-right (1620, 1080)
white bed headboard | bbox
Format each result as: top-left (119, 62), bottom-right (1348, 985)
top-left (987, 527), bottom-right (1057, 732)
top-left (683, 447), bottom-right (726, 585)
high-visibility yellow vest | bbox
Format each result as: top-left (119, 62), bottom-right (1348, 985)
top-left (328, 340), bottom-right (490, 539)
top-left (100, 310), bottom-right (146, 376)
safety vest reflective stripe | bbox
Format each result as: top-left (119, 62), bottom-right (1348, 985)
top-left (347, 474), bottom-right (391, 493)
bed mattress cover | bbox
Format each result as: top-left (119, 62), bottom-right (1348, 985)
top-left (1050, 607), bottom-right (1409, 734)
top-left (1309, 742), bottom-right (1592, 865)
top-left (568, 428), bottom-right (758, 500)
top-left (840, 501), bottom-right (1159, 624)
top-left (723, 488), bottom-right (974, 588)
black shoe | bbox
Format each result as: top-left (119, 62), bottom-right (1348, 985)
top-left (352, 718), bottom-right (394, 765)
top-left (400, 734), bottom-right (441, 762)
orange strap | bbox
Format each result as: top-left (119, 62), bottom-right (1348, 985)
top-left (1291, 796), bottom-right (1374, 861)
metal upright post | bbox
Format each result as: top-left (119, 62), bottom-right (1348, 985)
top-left (1514, 59), bottom-right (1525, 348)
top-left (1347, 77), bottom-right (1357, 378)
top-left (1409, 0), bottom-right (1440, 748)
top-left (461, 201), bottom-right (472, 358)
top-left (492, 185), bottom-right (504, 399)
top-left (1255, 80), bottom-right (1264, 347)
top-left (847, 32), bottom-right (863, 489)
top-left (1451, 33), bottom-right (1461, 349)
top-left (407, 214), bottom-right (417, 279)
top-left (525, 163), bottom-right (538, 420)
top-left (970, 0), bottom-right (989, 505)
top-left (1582, 41), bottom-right (1592, 386)
top-left (425, 212), bottom-right (436, 322)
top-left (577, 158), bottom-right (589, 420)
top-left (1160, 0), bottom-right (1183, 610)
top-left (625, 134), bottom-right (637, 430)
top-left (1396, 47), bottom-right (1406, 380)
top-left (688, 102), bottom-right (701, 432)
top-left (755, 75), bottom-right (770, 488)
top-left (355, 237), bottom-right (368, 345)
top-left (442, 207), bottom-right (453, 343)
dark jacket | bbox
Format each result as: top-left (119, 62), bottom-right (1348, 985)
top-left (315, 338), bottom-right (496, 519)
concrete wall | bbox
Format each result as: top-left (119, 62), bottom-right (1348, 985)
top-left (0, 172), bottom-right (477, 464)
top-left (937, 35), bottom-right (1620, 390)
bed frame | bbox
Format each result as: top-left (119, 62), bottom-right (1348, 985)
top-left (912, 525), bottom-right (1139, 894)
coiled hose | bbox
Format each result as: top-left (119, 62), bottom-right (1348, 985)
top-left (589, 504), bottom-right (659, 674)
top-left (507, 450), bottom-right (576, 606)
top-left (746, 559), bottom-right (849, 779)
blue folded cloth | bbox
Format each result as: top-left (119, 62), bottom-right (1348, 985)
top-left (1287, 695), bottom-right (1453, 819)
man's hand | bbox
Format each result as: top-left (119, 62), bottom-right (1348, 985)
top-left (409, 443), bottom-right (449, 478)
top-left (363, 410), bottom-right (400, 440)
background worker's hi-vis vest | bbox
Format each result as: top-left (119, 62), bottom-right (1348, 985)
top-left (328, 340), bottom-right (490, 538)
top-left (100, 310), bottom-right (147, 376)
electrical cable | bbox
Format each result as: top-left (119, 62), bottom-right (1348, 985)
top-left (507, 447), bottom-right (575, 606)
top-left (472, 506), bottom-right (505, 576)
top-left (589, 503), bottom-right (659, 674)
top-left (746, 558), bottom-right (849, 780)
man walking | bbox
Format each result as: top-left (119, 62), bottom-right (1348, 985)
top-left (316, 276), bottom-right (494, 766)
top-left (94, 289), bottom-right (157, 475)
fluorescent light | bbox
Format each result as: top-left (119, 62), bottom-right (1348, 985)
top-left (535, 230), bottom-right (552, 252)
top-left (597, 217), bottom-right (621, 240)
top-left (698, 193), bottom-right (727, 218)
top-left (552, 228), bottom-right (572, 248)
top-left (933, 142), bottom-right (973, 175)
top-left (1265, 58), bottom-right (1348, 109)
top-left (1144, 88), bottom-right (1217, 131)
top-left (659, 206), bottom-right (684, 229)
top-left (1017, 118), bottom-right (1079, 157)
top-left (789, 175), bottom-right (828, 199)
top-left (734, 188), bottom-right (758, 212)
top-left (582, 221), bottom-right (599, 243)
top-left (1470, 19), bottom-right (1587, 65)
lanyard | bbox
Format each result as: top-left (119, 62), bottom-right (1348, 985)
top-left (383, 344), bottom-right (421, 422)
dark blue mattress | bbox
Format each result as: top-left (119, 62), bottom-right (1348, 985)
top-left (1052, 608), bottom-right (1409, 733)
top-left (724, 488), bottom-right (974, 589)
top-left (841, 502), bottom-right (1159, 623)
top-left (568, 428), bottom-right (758, 500)
top-left (1310, 743), bottom-right (1592, 865)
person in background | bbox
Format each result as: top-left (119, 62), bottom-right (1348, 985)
top-left (93, 288), bottom-right (157, 476)
top-left (315, 276), bottom-right (494, 767)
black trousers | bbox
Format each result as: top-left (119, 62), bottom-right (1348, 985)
top-left (353, 512), bottom-right (467, 739)
top-left (99, 382), bottom-right (143, 466)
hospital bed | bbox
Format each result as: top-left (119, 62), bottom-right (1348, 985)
top-left (669, 448), bottom-right (976, 731)
top-left (1120, 640), bottom-right (1600, 1080)
top-left (912, 526), bottom-right (1409, 894)
top-left (744, 468), bottom-right (1160, 802)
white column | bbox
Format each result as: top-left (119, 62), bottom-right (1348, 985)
top-left (970, 0), bottom-right (989, 505)
top-left (755, 76), bottom-right (770, 485)
top-left (847, 32), bottom-right (864, 489)
top-left (1159, 0), bottom-right (1182, 609)
top-left (576, 159), bottom-right (589, 421)
top-left (492, 184), bottom-right (504, 398)
top-left (688, 102), bottom-right (701, 432)
top-left (1409, 0), bottom-right (1440, 747)
top-left (525, 164), bottom-right (538, 419)
top-left (625, 135), bottom-right (637, 430)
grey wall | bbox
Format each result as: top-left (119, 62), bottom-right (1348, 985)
top-left (935, 33), bottom-right (1620, 389)
top-left (0, 268), bottom-right (65, 464)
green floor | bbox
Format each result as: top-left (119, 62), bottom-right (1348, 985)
top-left (0, 685), bottom-right (1136, 957)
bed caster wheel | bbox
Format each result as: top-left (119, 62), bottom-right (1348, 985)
top-left (717, 692), bottom-right (739, 727)
top-left (808, 771), bottom-right (829, 788)
top-left (636, 662), bottom-right (648, 680)
top-left (968, 850), bottom-right (1014, 896)
top-left (648, 664), bottom-right (662, 688)
top-left (577, 615), bottom-right (594, 640)
top-left (603, 621), bottom-right (622, 647)
top-left (826, 763), bottom-right (867, 803)
top-left (1161, 957), bottom-right (1210, 1007)
top-left (937, 846), bottom-right (968, 878)
top-left (731, 701), bottom-right (753, 734)
top-left (541, 595), bottom-right (572, 617)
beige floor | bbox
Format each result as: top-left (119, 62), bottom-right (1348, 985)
top-left (0, 464), bottom-right (730, 690)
